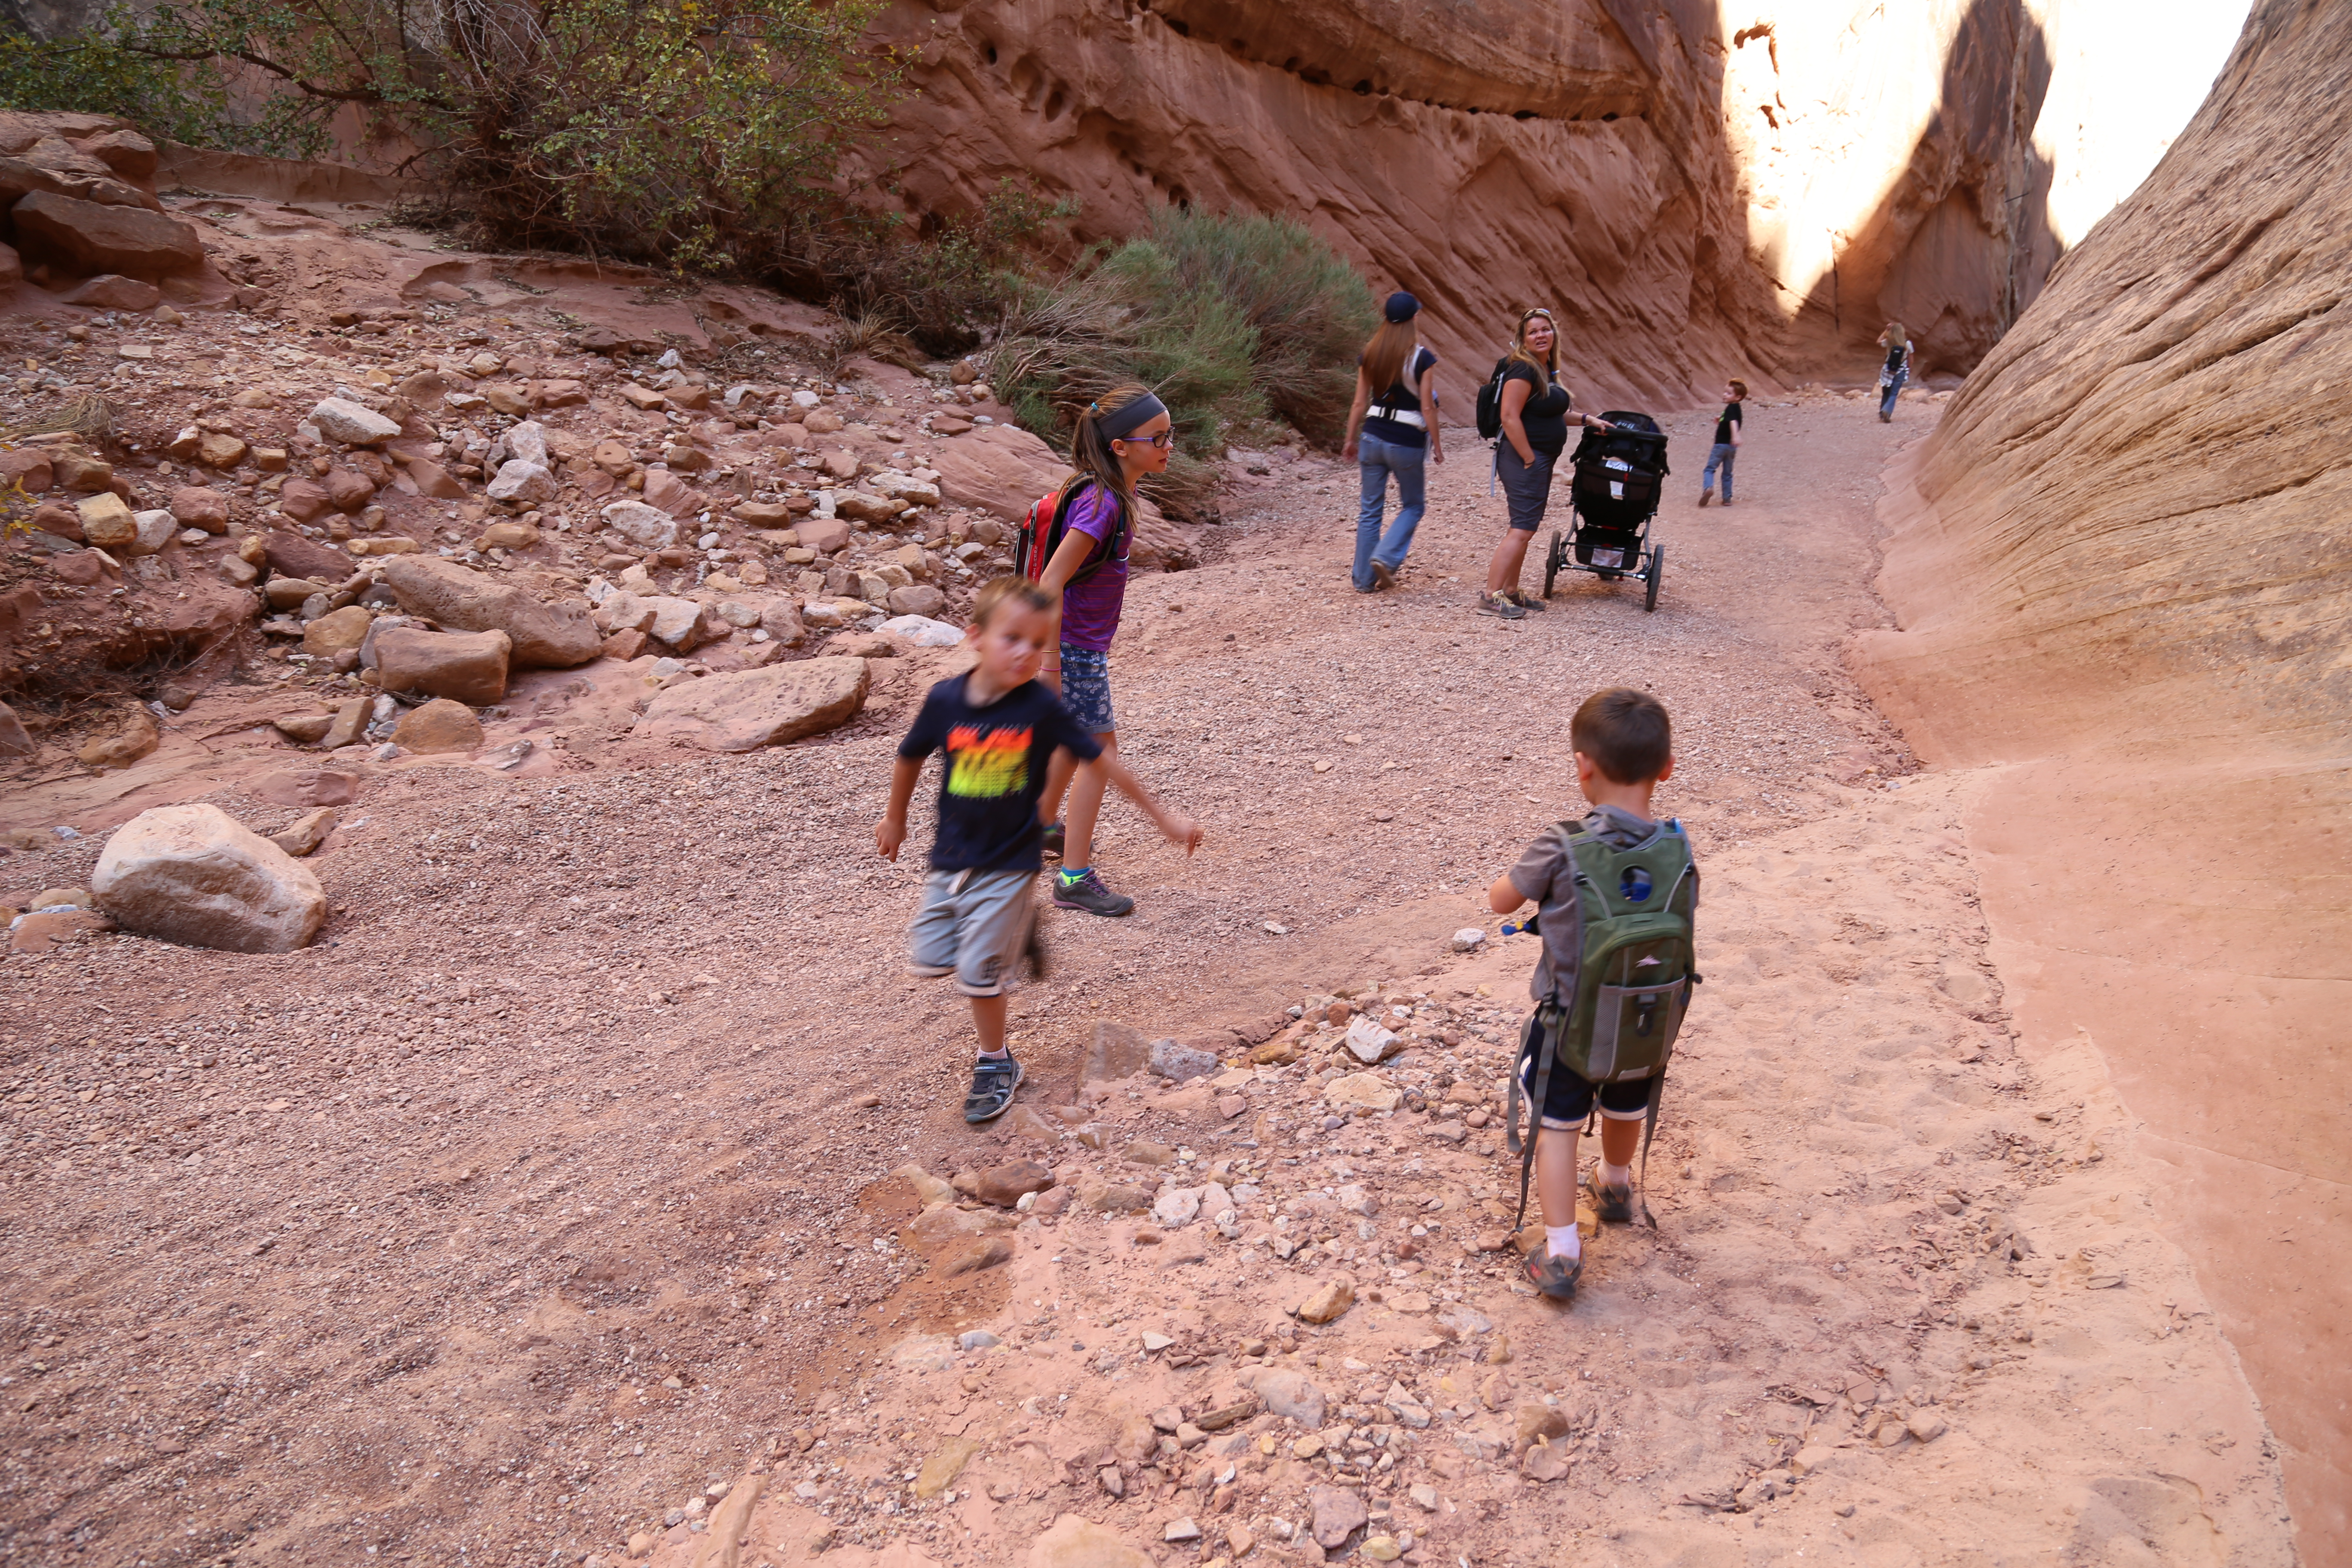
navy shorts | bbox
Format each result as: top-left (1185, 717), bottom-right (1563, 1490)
top-left (1059, 644), bottom-right (1115, 733)
top-left (1516, 1017), bottom-right (1655, 1130)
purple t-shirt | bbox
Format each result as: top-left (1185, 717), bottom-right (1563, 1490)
top-left (1056, 484), bottom-right (1130, 652)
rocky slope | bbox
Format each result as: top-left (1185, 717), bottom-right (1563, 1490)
top-left (866, 0), bottom-right (2245, 398)
top-left (1853, 0), bottom-right (2352, 1555)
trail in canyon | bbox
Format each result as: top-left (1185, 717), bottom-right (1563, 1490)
top-left (0, 393), bottom-right (2296, 1567)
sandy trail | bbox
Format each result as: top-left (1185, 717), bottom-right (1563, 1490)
top-left (0, 394), bottom-right (2293, 1566)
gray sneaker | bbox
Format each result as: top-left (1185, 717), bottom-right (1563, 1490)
top-left (964, 1054), bottom-right (1023, 1124)
top-left (1477, 591), bottom-right (1526, 620)
top-left (1052, 868), bottom-right (1136, 917)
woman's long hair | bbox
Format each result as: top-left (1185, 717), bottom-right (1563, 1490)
top-left (1361, 319), bottom-right (1418, 398)
top-left (1068, 383), bottom-right (1158, 502)
top-left (1882, 321), bottom-right (1908, 348)
top-left (1505, 308), bottom-right (1558, 378)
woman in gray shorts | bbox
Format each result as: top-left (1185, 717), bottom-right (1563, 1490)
top-left (1483, 308), bottom-right (1612, 619)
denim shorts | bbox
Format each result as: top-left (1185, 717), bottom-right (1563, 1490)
top-left (1059, 644), bottom-right (1115, 733)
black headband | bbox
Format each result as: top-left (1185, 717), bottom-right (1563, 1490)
top-left (1092, 392), bottom-right (1168, 440)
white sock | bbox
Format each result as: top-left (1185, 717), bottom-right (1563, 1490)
top-left (1545, 1224), bottom-right (1581, 1261)
top-left (977, 1047), bottom-right (1010, 1060)
top-left (1601, 1161), bottom-right (1631, 1188)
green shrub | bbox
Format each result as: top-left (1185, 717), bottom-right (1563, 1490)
top-left (1, 0), bottom-right (896, 272)
top-left (1140, 208), bottom-right (1377, 447)
top-left (798, 181), bottom-right (1075, 358)
top-left (0, 11), bottom-right (291, 154)
top-left (989, 206), bottom-right (1374, 516)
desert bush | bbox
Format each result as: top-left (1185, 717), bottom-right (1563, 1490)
top-left (2, 0), bottom-right (895, 271)
top-left (989, 207), bottom-right (1372, 516)
top-left (795, 180), bottom-right (1074, 358)
top-left (1139, 207), bottom-right (1377, 447)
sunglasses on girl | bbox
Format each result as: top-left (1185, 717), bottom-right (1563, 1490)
top-left (1115, 431), bottom-right (1176, 448)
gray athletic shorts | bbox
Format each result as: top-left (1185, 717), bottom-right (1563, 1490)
top-left (909, 867), bottom-right (1035, 997)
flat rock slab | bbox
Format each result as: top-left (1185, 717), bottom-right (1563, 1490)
top-left (380, 555), bottom-right (598, 668)
top-left (637, 657), bottom-right (869, 752)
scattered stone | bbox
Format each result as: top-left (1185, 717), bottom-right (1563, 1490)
top-left (9, 908), bottom-right (115, 954)
top-left (262, 530), bottom-right (354, 582)
top-left (302, 605), bottom-right (373, 658)
top-left (75, 491), bottom-right (137, 552)
top-left (1026, 1515), bottom-right (1153, 1568)
top-left (1124, 1140), bottom-right (1177, 1167)
top-left (390, 698), bottom-right (485, 754)
top-left (308, 398), bottom-right (401, 446)
top-left (1515, 1403), bottom-right (1570, 1449)
top-left (1344, 1015), bottom-right (1403, 1063)
top-left (1152, 1187), bottom-right (1203, 1227)
top-left (62, 273), bottom-right (159, 311)
top-left (1451, 926), bottom-right (1487, 952)
top-left (11, 190), bottom-right (202, 279)
top-left (1310, 1485), bottom-right (1369, 1550)
top-left (637, 657), bottom-right (869, 752)
top-left (317, 696), bottom-right (370, 750)
top-left (1163, 1518), bottom-right (1200, 1544)
top-left (76, 706), bottom-right (157, 769)
top-left (168, 486), bottom-right (230, 533)
top-left (1148, 1037), bottom-right (1220, 1083)
top-left (1906, 1411), bottom-right (1948, 1444)
top-left (1293, 1275), bottom-right (1355, 1325)
top-left (0, 701), bottom-right (35, 759)
top-left (380, 556), bottom-right (599, 667)
top-left (934, 1235), bottom-right (1012, 1277)
top-left (1522, 1441), bottom-right (1571, 1482)
top-left (91, 803), bottom-right (326, 953)
top-left (974, 1161), bottom-right (1055, 1207)
top-left (603, 499), bottom-right (679, 549)
top-left (373, 627), bottom-right (511, 705)
top-left (267, 808), bottom-right (339, 857)
top-left (915, 1436), bottom-right (980, 1498)
top-left (1323, 1072), bottom-right (1402, 1114)
top-left (886, 584), bottom-right (946, 618)
top-left (1082, 1183), bottom-right (1151, 1213)
top-left (1361, 1537), bottom-right (1404, 1562)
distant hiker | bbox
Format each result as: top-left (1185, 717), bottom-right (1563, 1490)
top-left (1027, 384), bottom-right (1190, 917)
top-left (1877, 323), bottom-right (1912, 423)
top-left (876, 576), bottom-right (1202, 1123)
top-left (1487, 688), bottom-right (1699, 1302)
top-left (1341, 291), bottom-right (1445, 593)
top-left (1482, 308), bottom-right (1613, 619)
top-left (1698, 379), bottom-right (1745, 506)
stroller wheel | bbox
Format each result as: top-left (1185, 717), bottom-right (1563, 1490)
top-left (1543, 530), bottom-right (1565, 598)
top-left (1645, 545), bottom-right (1663, 613)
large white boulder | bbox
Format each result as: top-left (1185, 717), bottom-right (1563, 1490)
top-left (92, 804), bottom-right (327, 953)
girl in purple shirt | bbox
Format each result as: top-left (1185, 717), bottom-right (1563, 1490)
top-left (1037, 384), bottom-right (1173, 917)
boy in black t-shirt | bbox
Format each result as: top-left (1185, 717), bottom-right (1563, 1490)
top-left (878, 577), bottom-right (1203, 1122)
top-left (1699, 378), bottom-right (1744, 507)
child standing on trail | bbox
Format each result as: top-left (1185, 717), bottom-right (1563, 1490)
top-left (1033, 383), bottom-right (1173, 918)
top-left (1487, 688), bottom-right (1700, 1302)
top-left (1698, 379), bottom-right (1744, 507)
top-left (877, 576), bottom-right (1202, 1124)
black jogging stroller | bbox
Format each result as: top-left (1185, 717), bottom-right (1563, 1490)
top-left (1543, 411), bottom-right (1669, 612)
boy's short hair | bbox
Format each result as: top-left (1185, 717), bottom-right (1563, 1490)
top-left (1572, 687), bottom-right (1672, 784)
top-left (972, 575), bottom-right (1055, 628)
top-left (1728, 378), bottom-right (1749, 398)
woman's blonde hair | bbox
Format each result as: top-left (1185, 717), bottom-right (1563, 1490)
top-left (1068, 383), bottom-right (1158, 502)
top-left (1505, 308), bottom-right (1559, 377)
top-left (1361, 319), bottom-right (1418, 399)
top-left (1882, 321), bottom-right (1908, 347)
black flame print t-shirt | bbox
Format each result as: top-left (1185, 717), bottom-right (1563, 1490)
top-left (897, 674), bottom-right (1104, 872)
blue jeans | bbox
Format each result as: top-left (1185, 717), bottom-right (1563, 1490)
top-left (1701, 441), bottom-right (1736, 502)
top-left (1354, 431), bottom-right (1427, 590)
top-left (1880, 367), bottom-right (1908, 417)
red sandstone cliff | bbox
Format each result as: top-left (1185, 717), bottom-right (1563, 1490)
top-left (1854, 0), bottom-right (2351, 1553)
top-left (860, 0), bottom-right (2238, 405)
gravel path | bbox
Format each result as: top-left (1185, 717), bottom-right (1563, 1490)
top-left (6, 392), bottom-right (2285, 1568)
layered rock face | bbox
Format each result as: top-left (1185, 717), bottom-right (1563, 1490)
top-left (868, 0), bottom-right (2244, 399)
top-left (1853, 0), bottom-right (2350, 1548)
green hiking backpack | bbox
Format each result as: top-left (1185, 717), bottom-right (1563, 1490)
top-left (1507, 817), bottom-right (1700, 1228)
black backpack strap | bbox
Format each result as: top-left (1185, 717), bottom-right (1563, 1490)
top-left (1509, 1004), bottom-right (1559, 1234)
top-left (1045, 479), bottom-right (1125, 586)
top-left (1636, 1070), bottom-right (1667, 1229)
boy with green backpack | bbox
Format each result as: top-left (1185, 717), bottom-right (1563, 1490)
top-left (1486, 688), bottom-right (1699, 1302)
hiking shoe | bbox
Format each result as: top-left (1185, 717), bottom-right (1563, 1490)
top-left (1698, 488), bottom-right (1713, 507)
top-left (1878, 410), bottom-right (1892, 423)
top-left (963, 1054), bottom-right (1024, 1124)
top-left (1478, 592), bottom-right (1526, 620)
top-left (1040, 822), bottom-right (1065, 859)
top-left (1371, 561), bottom-right (1396, 591)
top-left (1522, 1246), bottom-right (1583, 1302)
top-left (1509, 590), bottom-right (1547, 612)
top-left (1052, 868), bottom-right (1135, 917)
top-left (1586, 1169), bottom-right (1634, 1225)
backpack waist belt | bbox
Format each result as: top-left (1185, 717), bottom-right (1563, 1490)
top-left (1367, 406), bottom-right (1427, 428)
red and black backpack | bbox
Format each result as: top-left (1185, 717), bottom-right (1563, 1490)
top-left (1012, 476), bottom-right (1129, 584)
